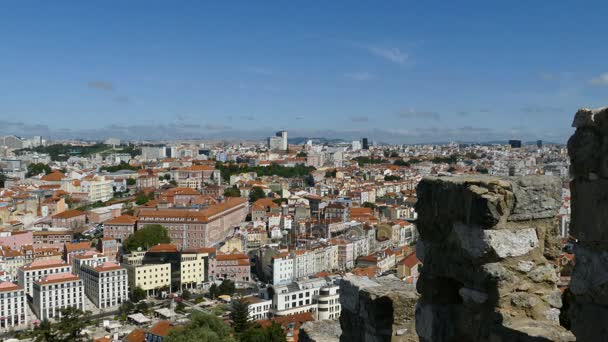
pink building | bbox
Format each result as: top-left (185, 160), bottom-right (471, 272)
top-left (136, 197), bottom-right (248, 249)
top-left (0, 232), bottom-right (33, 250)
top-left (211, 252), bottom-right (251, 282)
top-left (103, 215), bottom-right (137, 243)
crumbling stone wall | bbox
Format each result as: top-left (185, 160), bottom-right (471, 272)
top-left (568, 107), bottom-right (608, 341)
top-left (339, 275), bottom-right (419, 342)
top-left (415, 175), bottom-right (574, 341)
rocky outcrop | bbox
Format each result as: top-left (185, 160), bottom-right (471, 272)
top-left (300, 320), bottom-right (342, 342)
top-left (415, 175), bottom-right (574, 341)
top-left (339, 275), bottom-right (419, 342)
top-left (568, 107), bottom-right (608, 341)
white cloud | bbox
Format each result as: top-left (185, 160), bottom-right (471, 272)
top-left (589, 73), bottom-right (608, 85)
top-left (344, 71), bottom-right (373, 81)
top-left (367, 46), bottom-right (408, 65)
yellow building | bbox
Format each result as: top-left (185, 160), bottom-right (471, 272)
top-left (180, 250), bottom-right (207, 290)
top-left (125, 263), bottom-right (171, 295)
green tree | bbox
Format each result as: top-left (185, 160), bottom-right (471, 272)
top-left (240, 322), bottom-right (287, 342)
top-left (123, 224), bottom-right (170, 252)
top-left (325, 169), bottom-right (337, 178)
top-left (135, 191), bottom-right (153, 205)
top-left (218, 279), bottom-right (236, 296)
top-left (223, 186), bottom-right (241, 197)
top-left (32, 319), bottom-right (56, 342)
top-left (175, 301), bottom-right (186, 313)
top-left (249, 187), bottom-right (266, 202)
top-left (181, 289), bottom-right (192, 301)
top-left (0, 173), bottom-right (6, 188)
top-left (100, 161), bottom-right (138, 172)
top-left (126, 178), bottom-right (136, 186)
top-left (393, 159), bottom-right (408, 166)
top-left (131, 286), bottom-right (147, 302)
top-left (230, 297), bottom-right (251, 333)
top-left (53, 306), bottom-right (92, 341)
top-left (164, 174), bottom-right (171, 180)
top-left (118, 301), bottom-right (135, 320)
top-left (362, 202), bottom-right (377, 209)
top-left (136, 301), bottom-right (149, 314)
top-left (26, 163), bottom-right (52, 177)
top-left (165, 312), bottom-right (236, 342)
top-left (296, 151), bottom-right (307, 158)
top-left (209, 283), bottom-right (218, 299)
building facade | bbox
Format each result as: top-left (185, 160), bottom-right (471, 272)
top-left (32, 273), bottom-right (85, 321)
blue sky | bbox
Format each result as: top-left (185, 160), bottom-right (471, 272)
top-left (1, 1), bottom-right (607, 143)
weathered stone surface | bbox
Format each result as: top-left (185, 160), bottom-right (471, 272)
top-left (570, 302), bottom-right (608, 342)
top-left (569, 245), bottom-right (608, 305)
top-left (543, 290), bottom-right (563, 309)
top-left (570, 178), bottom-right (608, 241)
top-left (516, 261), bottom-right (535, 273)
top-left (508, 176), bottom-right (562, 221)
top-left (300, 320), bottom-right (341, 342)
top-left (511, 292), bottom-right (540, 308)
top-left (493, 319), bottom-right (575, 342)
top-left (453, 224), bottom-right (538, 259)
top-left (528, 264), bottom-right (558, 284)
top-left (458, 287), bottom-right (488, 304)
top-left (414, 175), bottom-right (567, 342)
top-left (340, 275), bottom-right (419, 342)
top-left (567, 106), bottom-right (608, 342)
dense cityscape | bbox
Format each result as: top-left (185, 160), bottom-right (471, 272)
top-left (0, 131), bottom-right (574, 341)
top-left (5, 1), bottom-right (608, 341)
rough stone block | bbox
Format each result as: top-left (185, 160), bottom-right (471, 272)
top-left (340, 275), bottom-right (419, 342)
top-left (570, 246), bottom-right (608, 305)
top-left (570, 178), bottom-right (608, 241)
top-left (453, 224), bottom-right (538, 259)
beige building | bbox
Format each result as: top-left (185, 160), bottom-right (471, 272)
top-left (125, 263), bottom-right (171, 295)
top-left (180, 250), bottom-right (207, 290)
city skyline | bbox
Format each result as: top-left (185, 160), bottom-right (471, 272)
top-left (2, 1), bottom-right (608, 143)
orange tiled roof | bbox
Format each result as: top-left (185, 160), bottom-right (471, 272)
top-left (41, 170), bottom-right (65, 182)
top-left (148, 244), bottom-right (178, 253)
top-left (105, 214), bottom-right (137, 225)
top-left (148, 320), bottom-right (174, 337)
top-left (52, 209), bottom-right (85, 219)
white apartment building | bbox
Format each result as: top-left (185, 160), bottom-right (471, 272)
top-left (272, 253), bottom-right (294, 285)
top-left (317, 285), bottom-right (341, 320)
top-left (72, 251), bottom-right (108, 278)
top-left (32, 273), bottom-right (85, 320)
top-left (272, 282), bottom-right (319, 317)
top-left (0, 282), bottom-right (27, 331)
top-left (243, 296), bottom-right (272, 320)
top-left (271, 278), bottom-right (340, 320)
top-left (18, 260), bottom-right (72, 297)
top-left (81, 175), bottom-right (113, 202)
top-left (271, 245), bottom-right (340, 285)
top-left (80, 262), bottom-right (128, 309)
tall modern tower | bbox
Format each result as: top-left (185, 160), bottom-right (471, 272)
top-left (362, 137), bottom-right (369, 150)
top-left (276, 131), bottom-right (288, 151)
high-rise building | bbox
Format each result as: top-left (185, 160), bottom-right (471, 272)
top-left (537, 140), bottom-right (543, 148)
top-left (362, 138), bottom-right (369, 150)
top-left (276, 131), bottom-right (288, 151)
top-left (508, 140), bottom-right (522, 148)
top-left (268, 131), bottom-right (288, 151)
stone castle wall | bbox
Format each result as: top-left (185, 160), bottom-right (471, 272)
top-left (414, 175), bottom-right (573, 341)
top-left (567, 107), bottom-right (608, 341)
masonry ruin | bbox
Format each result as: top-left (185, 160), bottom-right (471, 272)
top-left (567, 107), bottom-right (608, 341)
top-left (413, 175), bottom-right (574, 341)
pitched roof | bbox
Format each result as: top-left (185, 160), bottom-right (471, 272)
top-left (148, 244), bottom-right (178, 253)
top-left (105, 214), bottom-right (137, 225)
top-left (36, 272), bottom-right (80, 285)
top-left (52, 209), bottom-right (85, 219)
top-left (124, 328), bottom-right (146, 342)
top-left (0, 281), bottom-right (21, 292)
top-left (41, 170), bottom-right (65, 182)
top-left (65, 241), bottom-right (93, 253)
top-left (148, 320), bottom-right (174, 337)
